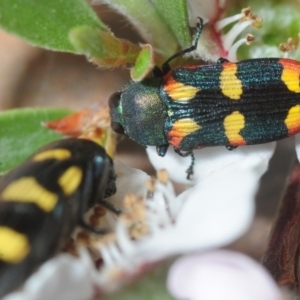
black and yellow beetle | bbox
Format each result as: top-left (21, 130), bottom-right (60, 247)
top-left (109, 18), bottom-right (300, 178)
top-left (0, 137), bottom-right (117, 297)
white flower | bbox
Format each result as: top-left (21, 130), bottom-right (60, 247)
top-left (97, 143), bottom-right (275, 280)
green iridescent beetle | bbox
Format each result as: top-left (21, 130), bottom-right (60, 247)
top-left (109, 18), bottom-right (300, 178)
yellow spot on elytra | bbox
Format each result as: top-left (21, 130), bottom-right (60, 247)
top-left (0, 226), bottom-right (30, 263)
top-left (164, 81), bottom-right (200, 101)
top-left (1, 177), bottom-right (58, 212)
top-left (281, 66), bottom-right (300, 93)
top-left (168, 118), bottom-right (202, 148)
top-left (33, 149), bottom-right (71, 161)
top-left (284, 105), bottom-right (300, 135)
top-left (220, 63), bottom-right (243, 100)
top-left (58, 166), bottom-right (82, 196)
top-left (223, 111), bottom-right (246, 145)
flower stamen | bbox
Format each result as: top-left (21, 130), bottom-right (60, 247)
top-left (279, 36), bottom-right (300, 58)
top-left (228, 34), bottom-right (255, 61)
top-left (214, 7), bottom-right (262, 61)
top-left (97, 170), bottom-right (177, 270)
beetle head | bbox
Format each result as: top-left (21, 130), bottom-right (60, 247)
top-left (109, 78), bottom-right (167, 146)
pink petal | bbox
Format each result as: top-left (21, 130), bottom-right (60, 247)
top-left (167, 250), bottom-right (283, 300)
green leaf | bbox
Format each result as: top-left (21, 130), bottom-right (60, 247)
top-left (0, 0), bottom-right (106, 53)
top-left (101, 262), bottom-right (174, 300)
top-left (130, 45), bottom-right (154, 81)
top-left (99, 0), bottom-right (178, 59)
top-left (0, 108), bottom-right (72, 173)
top-left (69, 26), bottom-right (141, 67)
top-left (151, 0), bottom-right (192, 48)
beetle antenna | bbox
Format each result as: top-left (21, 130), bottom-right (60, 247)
top-left (161, 17), bottom-right (204, 74)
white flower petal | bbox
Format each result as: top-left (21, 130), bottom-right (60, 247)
top-left (134, 166), bottom-right (252, 259)
top-left (147, 143), bottom-right (276, 184)
top-left (109, 147), bottom-right (272, 264)
top-left (107, 159), bottom-right (150, 207)
top-left (172, 160), bottom-right (262, 250)
top-left (167, 250), bottom-right (283, 300)
top-left (294, 135), bottom-right (300, 161)
top-left (3, 251), bottom-right (96, 300)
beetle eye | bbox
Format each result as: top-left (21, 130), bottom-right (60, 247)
top-left (111, 122), bottom-right (125, 135)
top-left (109, 92), bottom-right (122, 109)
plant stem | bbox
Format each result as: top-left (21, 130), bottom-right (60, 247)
top-left (262, 160), bottom-right (300, 289)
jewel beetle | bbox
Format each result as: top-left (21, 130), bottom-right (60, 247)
top-left (0, 137), bottom-right (117, 297)
top-left (109, 18), bottom-right (300, 178)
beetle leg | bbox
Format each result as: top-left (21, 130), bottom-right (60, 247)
top-left (226, 145), bottom-right (238, 151)
top-left (161, 17), bottom-right (204, 74)
top-left (186, 153), bottom-right (195, 180)
top-left (98, 199), bottom-right (122, 215)
top-left (174, 148), bottom-right (192, 157)
top-left (157, 144), bottom-right (169, 157)
top-left (174, 148), bottom-right (195, 180)
top-left (152, 65), bottom-right (163, 77)
top-left (78, 200), bottom-right (121, 234)
top-left (79, 219), bottom-right (109, 235)
top-left (217, 57), bottom-right (230, 64)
